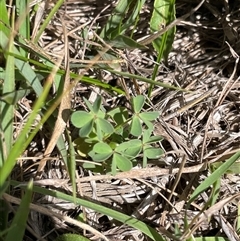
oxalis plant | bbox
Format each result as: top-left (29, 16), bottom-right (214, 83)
top-left (71, 95), bottom-right (164, 175)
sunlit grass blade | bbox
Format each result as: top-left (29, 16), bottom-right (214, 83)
top-left (33, 0), bottom-right (64, 43)
top-left (108, 69), bottom-right (188, 92)
top-left (0, 88), bottom-right (31, 105)
top-left (16, 0), bottom-right (30, 57)
top-left (0, 0), bottom-right (10, 36)
top-left (148, 0), bottom-right (176, 97)
top-left (100, 0), bottom-right (133, 39)
top-left (126, 0), bottom-right (146, 38)
top-left (194, 237), bottom-right (230, 241)
top-left (0, 25), bottom-right (14, 229)
top-left (188, 150), bottom-right (240, 206)
top-left (66, 131), bottom-right (76, 204)
top-left (150, 0), bottom-right (176, 61)
top-left (0, 5), bottom-right (15, 166)
top-left (0, 47), bottom-right (125, 95)
top-left (4, 181), bottom-right (33, 241)
top-left (208, 165), bottom-right (221, 207)
top-left (0, 32), bottom-right (43, 96)
top-left (0, 61), bottom-right (61, 187)
top-left (10, 181), bottom-right (166, 241)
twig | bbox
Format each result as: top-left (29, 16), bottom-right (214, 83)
top-left (36, 16), bottom-right (71, 175)
top-left (76, 163), bottom-right (206, 183)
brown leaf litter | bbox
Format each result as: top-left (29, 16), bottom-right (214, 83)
top-left (6, 0), bottom-right (240, 240)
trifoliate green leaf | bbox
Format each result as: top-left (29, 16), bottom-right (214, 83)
top-left (147, 135), bottom-right (163, 143)
top-left (116, 139), bottom-right (142, 152)
top-left (88, 151), bottom-right (112, 162)
top-left (97, 118), bottom-right (114, 134)
top-left (124, 146), bottom-right (142, 158)
top-left (108, 106), bottom-right (129, 125)
top-left (139, 111), bottom-right (159, 121)
top-left (114, 153), bottom-right (133, 172)
top-left (144, 147), bottom-right (164, 159)
top-left (79, 119), bottom-right (94, 137)
top-left (71, 111), bottom-right (93, 128)
top-left (132, 95), bottom-right (145, 113)
top-left (83, 97), bottom-right (94, 112)
top-left (93, 142), bottom-right (112, 154)
top-left (92, 95), bottom-right (102, 114)
top-left (130, 116), bottom-right (142, 136)
top-left (142, 128), bottom-right (153, 143)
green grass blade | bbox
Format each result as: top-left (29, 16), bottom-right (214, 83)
top-left (0, 64), bottom-right (59, 187)
top-left (1, 47), bottom-right (123, 95)
top-left (16, 0), bottom-right (30, 57)
top-left (0, 88), bottom-right (31, 105)
top-left (10, 181), bottom-right (166, 241)
top-left (0, 226), bottom-right (14, 238)
top-left (0, 0), bottom-right (10, 36)
top-left (5, 181), bottom-right (33, 241)
top-left (148, 0), bottom-right (176, 97)
top-left (195, 237), bottom-right (229, 241)
top-left (100, 0), bottom-right (133, 39)
top-left (0, 32), bottom-right (43, 96)
top-left (208, 165), bottom-right (221, 207)
top-left (0, 50), bottom-right (124, 94)
top-left (0, 29), bottom-right (15, 231)
top-left (33, 0), bottom-right (64, 43)
top-left (66, 131), bottom-right (76, 204)
top-left (188, 151), bottom-right (240, 206)
top-left (150, 0), bottom-right (176, 61)
top-left (36, 68), bottom-right (124, 94)
top-left (125, 0), bottom-right (146, 38)
top-left (109, 69), bottom-right (188, 92)
top-left (1, 44), bottom-right (124, 96)
top-left (0, 41), bottom-right (68, 169)
top-left (0, 11), bottom-right (15, 165)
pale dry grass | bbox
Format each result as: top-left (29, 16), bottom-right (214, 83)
top-left (10, 0), bottom-right (240, 240)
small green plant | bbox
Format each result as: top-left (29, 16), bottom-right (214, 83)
top-left (71, 95), bottom-right (164, 175)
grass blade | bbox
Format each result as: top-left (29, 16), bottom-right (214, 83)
top-left (100, 0), bottom-right (133, 39)
top-left (150, 0), bottom-right (176, 61)
top-left (188, 151), bottom-right (240, 206)
top-left (10, 181), bottom-right (166, 241)
top-left (4, 181), bottom-right (33, 241)
top-left (16, 0), bottom-right (30, 57)
top-left (148, 0), bottom-right (176, 97)
top-left (0, 32), bottom-right (43, 96)
top-left (65, 131), bottom-right (77, 203)
top-left (0, 24), bottom-right (14, 232)
top-left (109, 69), bottom-right (188, 92)
top-left (33, 0), bottom-right (64, 43)
top-left (0, 0), bottom-right (10, 36)
top-left (0, 6), bottom-right (15, 164)
top-left (0, 61), bottom-right (61, 187)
